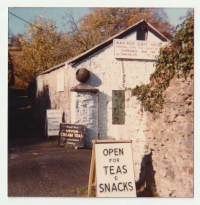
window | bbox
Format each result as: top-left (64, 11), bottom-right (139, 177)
top-left (57, 71), bottom-right (64, 92)
top-left (112, 90), bottom-right (125, 124)
top-left (137, 24), bottom-right (148, 40)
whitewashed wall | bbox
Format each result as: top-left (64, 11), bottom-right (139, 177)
top-left (35, 65), bottom-right (72, 124)
top-left (71, 91), bottom-right (99, 147)
top-left (69, 30), bottom-right (165, 179)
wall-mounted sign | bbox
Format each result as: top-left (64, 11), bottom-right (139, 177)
top-left (114, 39), bottom-right (168, 60)
top-left (46, 109), bottom-right (62, 137)
top-left (94, 142), bottom-right (136, 197)
top-left (57, 71), bottom-right (64, 92)
top-left (59, 124), bottom-right (85, 147)
top-left (112, 90), bottom-right (125, 125)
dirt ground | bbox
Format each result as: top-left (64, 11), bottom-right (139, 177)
top-left (8, 89), bottom-right (92, 197)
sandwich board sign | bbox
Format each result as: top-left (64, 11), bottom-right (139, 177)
top-left (88, 140), bottom-right (136, 197)
top-left (46, 109), bottom-right (62, 138)
top-left (59, 123), bottom-right (85, 147)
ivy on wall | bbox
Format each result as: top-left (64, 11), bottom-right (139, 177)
top-left (127, 14), bottom-right (194, 113)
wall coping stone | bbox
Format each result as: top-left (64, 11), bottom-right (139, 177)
top-left (70, 83), bottom-right (99, 92)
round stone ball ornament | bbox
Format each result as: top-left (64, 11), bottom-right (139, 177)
top-left (76, 68), bottom-right (90, 83)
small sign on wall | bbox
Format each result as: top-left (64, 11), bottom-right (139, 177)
top-left (112, 90), bottom-right (125, 124)
top-left (59, 124), bottom-right (85, 147)
top-left (91, 141), bottom-right (136, 197)
top-left (114, 39), bottom-right (168, 60)
top-left (46, 109), bottom-right (62, 137)
top-left (57, 71), bottom-right (64, 92)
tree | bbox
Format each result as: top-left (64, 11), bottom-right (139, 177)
top-left (16, 14), bottom-right (64, 87)
top-left (8, 52), bottom-right (15, 86)
top-left (61, 8), bottom-right (175, 58)
top-left (9, 34), bottom-right (22, 49)
top-left (128, 13), bottom-right (194, 113)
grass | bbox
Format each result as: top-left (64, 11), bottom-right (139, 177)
top-left (76, 186), bottom-right (96, 197)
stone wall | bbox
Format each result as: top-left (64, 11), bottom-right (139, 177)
top-left (142, 70), bottom-right (194, 197)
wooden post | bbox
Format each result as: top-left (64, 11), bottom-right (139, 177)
top-left (87, 142), bottom-right (96, 196)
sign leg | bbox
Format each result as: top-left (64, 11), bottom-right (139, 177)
top-left (88, 142), bottom-right (96, 196)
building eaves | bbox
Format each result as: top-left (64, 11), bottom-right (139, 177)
top-left (36, 62), bottom-right (66, 77)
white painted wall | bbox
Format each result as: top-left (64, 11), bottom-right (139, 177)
top-left (71, 91), bottom-right (98, 147)
top-left (69, 29), bottom-right (165, 178)
top-left (36, 65), bottom-right (72, 123)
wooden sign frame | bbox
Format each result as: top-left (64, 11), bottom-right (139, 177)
top-left (88, 140), bottom-right (136, 197)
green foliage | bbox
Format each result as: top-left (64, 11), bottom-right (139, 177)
top-left (61, 8), bottom-right (175, 59)
top-left (128, 14), bottom-right (194, 113)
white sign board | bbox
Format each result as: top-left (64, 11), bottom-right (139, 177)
top-left (57, 71), bottom-right (64, 92)
top-left (114, 39), bottom-right (168, 60)
top-left (46, 110), bottom-right (62, 136)
top-left (95, 143), bottom-right (136, 197)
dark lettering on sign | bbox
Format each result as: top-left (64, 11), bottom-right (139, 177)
top-left (126, 42), bottom-right (136, 45)
top-left (99, 182), bottom-right (133, 193)
top-left (103, 148), bottom-right (124, 156)
top-left (99, 184), bottom-right (104, 192)
top-left (116, 41), bottom-right (125, 45)
top-left (110, 166), bottom-right (115, 174)
top-left (103, 166), bottom-right (108, 175)
top-left (122, 165), bottom-right (127, 173)
top-left (123, 182), bottom-right (128, 191)
top-left (105, 183), bottom-right (110, 192)
top-left (128, 182), bottom-right (133, 191)
top-left (116, 166), bottom-right (122, 174)
top-left (112, 183), bottom-right (117, 192)
top-left (118, 182), bottom-right (123, 191)
top-left (103, 165), bottom-right (127, 175)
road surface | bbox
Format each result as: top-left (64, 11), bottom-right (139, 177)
top-left (8, 97), bottom-right (92, 197)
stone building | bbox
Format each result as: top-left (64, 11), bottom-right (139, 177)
top-left (33, 19), bottom-right (193, 197)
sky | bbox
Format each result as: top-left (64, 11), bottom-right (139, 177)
top-left (8, 7), bottom-right (190, 37)
top-left (8, 7), bottom-right (90, 36)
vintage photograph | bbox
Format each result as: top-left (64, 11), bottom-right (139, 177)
top-left (7, 6), bottom-right (194, 199)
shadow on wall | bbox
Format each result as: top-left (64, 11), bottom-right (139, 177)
top-left (31, 81), bottom-right (51, 129)
top-left (136, 150), bottom-right (157, 197)
top-left (84, 128), bottom-right (96, 148)
top-left (87, 71), bottom-right (102, 87)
